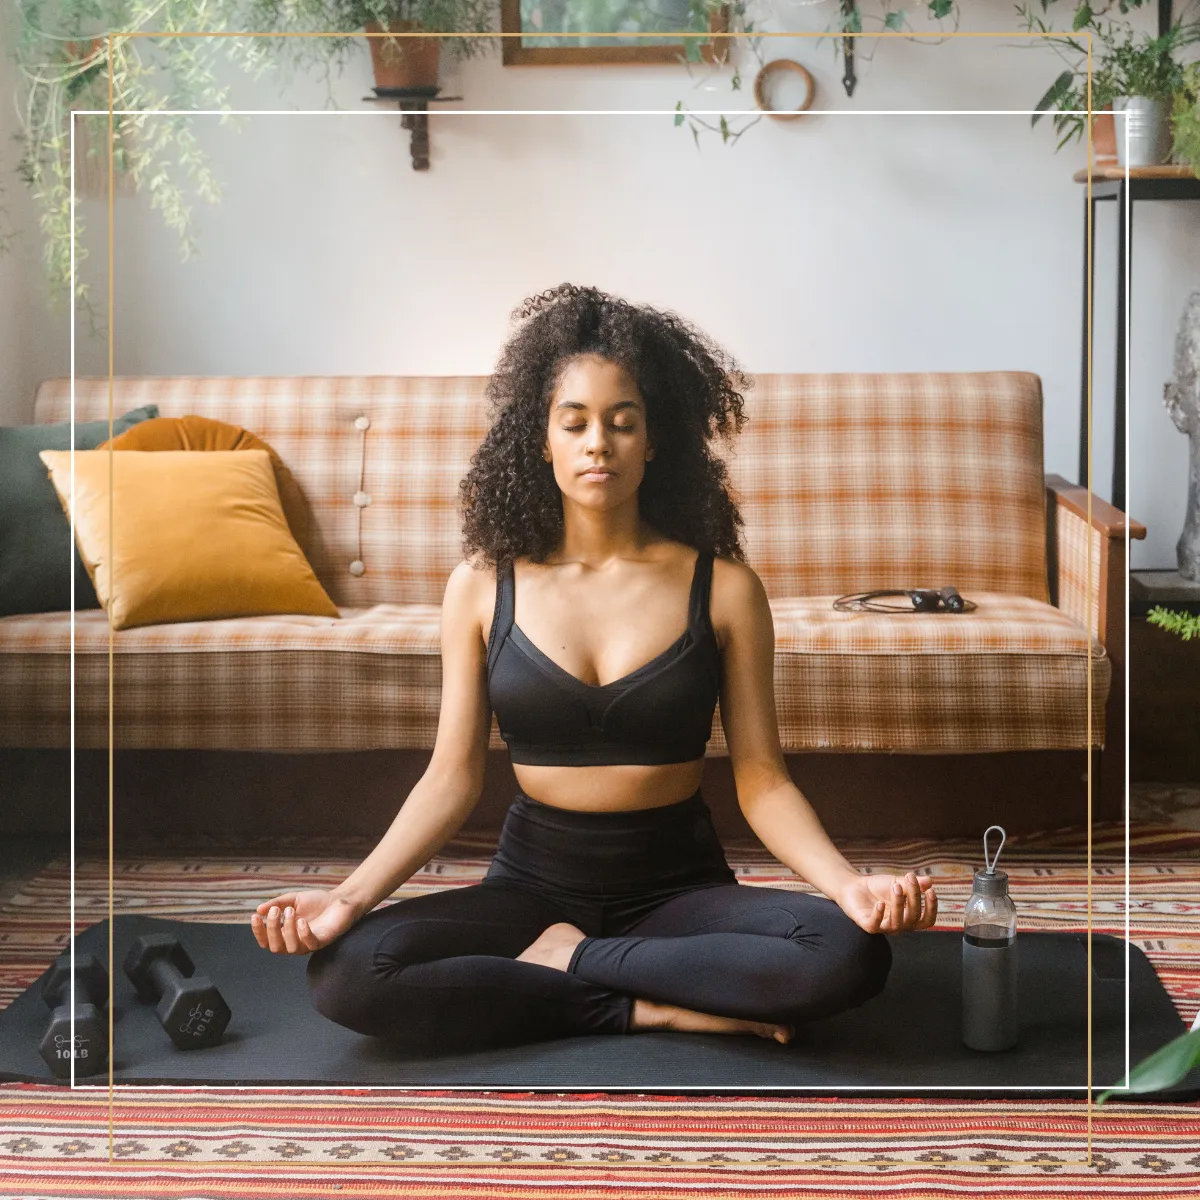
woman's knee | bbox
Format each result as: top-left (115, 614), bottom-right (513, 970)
top-left (844, 926), bottom-right (892, 1006)
top-left (304, 913), bottom-right (446, 1034)
top-left (772, 909), bottom-right (892, 1023)
top-left (306, 942), bottom-right (377, 1033)
top-left (809, 918), bottom-right (892, 1017)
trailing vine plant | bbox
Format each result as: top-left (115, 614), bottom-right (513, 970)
top-left (7, 0), bottom-right (276, 322)
top-left (3, 0), bottom-right (498, 321)
top-left (673, 0), bottom-right (961, 147)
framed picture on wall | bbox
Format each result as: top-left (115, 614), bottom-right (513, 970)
top-left (500, 0), bottom-right (731, 65)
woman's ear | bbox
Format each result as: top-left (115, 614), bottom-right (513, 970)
top-left (543, 442), bottom-right (552, 463)
top-left (645, 444), bottom-right (655, 462)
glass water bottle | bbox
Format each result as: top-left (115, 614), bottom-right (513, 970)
top-left (962, 825), bottom-right (1018, 1052)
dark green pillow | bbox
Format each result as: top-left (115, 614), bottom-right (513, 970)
top-left (0, 405), bottom-right (160, 616)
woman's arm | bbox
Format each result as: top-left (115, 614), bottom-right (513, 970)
top-left (329, 560), bottom-right (495, 916)
top-left (325, 770), bottom-right (481, 922)
top-left (711, 559), bottom-right (936, 934)
top-left (252, 559), bottom-right (495, 952)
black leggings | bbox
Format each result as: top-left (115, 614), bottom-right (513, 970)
top-left (307, 788), bottom-right (892, 1055)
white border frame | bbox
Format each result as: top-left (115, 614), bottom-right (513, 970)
top-left (64, 104), bottom-right (1135, 1096)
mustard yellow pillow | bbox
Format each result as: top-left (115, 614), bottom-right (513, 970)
top-left (98, 415), bottom-right (312, 556)
top-left (38, 449), bottom-right (338, 630)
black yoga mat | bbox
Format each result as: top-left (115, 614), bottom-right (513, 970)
top-left (2, 915), bottom-right (1197, 1098)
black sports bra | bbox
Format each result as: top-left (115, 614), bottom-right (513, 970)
top-left (486, 551), bottom-right (721, 766)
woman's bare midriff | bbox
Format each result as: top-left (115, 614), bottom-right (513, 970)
top-left (513, 760), bottom-right (706, 812)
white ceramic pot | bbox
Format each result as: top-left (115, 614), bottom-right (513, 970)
top-left (1114, 96), bottom-right (1173, 167)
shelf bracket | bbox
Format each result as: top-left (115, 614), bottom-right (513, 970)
top-left (362, 87), bottom-right (463, 171)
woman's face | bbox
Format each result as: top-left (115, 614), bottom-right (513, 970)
top-left (542, 354), bottom-right (654, 510)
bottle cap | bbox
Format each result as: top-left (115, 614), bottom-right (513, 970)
top-left (972, 867), bottom-right (1010, 897)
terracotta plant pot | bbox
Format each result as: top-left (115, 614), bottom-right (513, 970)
top-left (64, 38), bottom-right (105, 63)
top-left (1091, 109), bottom-right (1117, 165)
top-left (364, 20), bottom-right (440, 90)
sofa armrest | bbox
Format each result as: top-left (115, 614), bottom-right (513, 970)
top-left (1045, 474), bottom-right (1146, 816)
top-left (1045, 473), bottom-right (1146, 651)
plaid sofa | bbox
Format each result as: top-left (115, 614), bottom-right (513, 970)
top-left (0, 372), bottom-right (1139, 757)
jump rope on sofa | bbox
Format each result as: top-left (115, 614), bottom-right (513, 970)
top-left (832, 586), bottom-right (977, 614)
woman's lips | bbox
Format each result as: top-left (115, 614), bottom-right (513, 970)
top-left (581, 470), bottom-right (615, 481)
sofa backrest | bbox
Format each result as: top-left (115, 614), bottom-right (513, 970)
top-left (35, 371), bottom-right (1048, 606)
top-left (725, 372), bottom-right (1049, 604)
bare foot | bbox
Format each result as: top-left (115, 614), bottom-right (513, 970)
top-left (516, 922), bottom-right (587, 971)
top-left (630, 998), bottom-right (794, 1044)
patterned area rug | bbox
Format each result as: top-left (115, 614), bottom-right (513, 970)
top-left (2, 822), bottom-right (1199, 1199)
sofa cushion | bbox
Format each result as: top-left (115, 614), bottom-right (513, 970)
top-left (100, 415), bottom-right (312, 553)
top-left (0, 405), bottom-right (158, 617)
top-left (38, 449), bottom-right (338, 630)
top-left (0, 596), bottom-right (1108, 753)
top-left (767, 594), bottom-right (1109, 753)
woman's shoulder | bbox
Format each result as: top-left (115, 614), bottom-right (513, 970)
top-left (448, 555), bottom-right (503, 589)
top-left (445, 557), bottom-right (505, 647)
top-left (710, 552), bottom-right (762, 591)
top-left (709, 555), bottom-right (768, 651)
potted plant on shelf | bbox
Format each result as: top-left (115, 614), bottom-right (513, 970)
top-left (1107, 21), bottom-right (1191, 166)
top-left (242, 0), bottom-right (497, 95)
top-left (1018, 0), bottom-right (1200, 173)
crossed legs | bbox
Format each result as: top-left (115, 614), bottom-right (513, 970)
top-left (307, 880), bottom-right (891, 1056)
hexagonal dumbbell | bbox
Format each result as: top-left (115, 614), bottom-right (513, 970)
top-left (40, 953), bottom-right (109, 1078)
top-left (122, 934), bottom-right (231, 1050)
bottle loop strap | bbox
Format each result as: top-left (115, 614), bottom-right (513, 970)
top-left (983, 825), bottom-right (1007, 875)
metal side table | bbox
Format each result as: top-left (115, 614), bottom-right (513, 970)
top-left (1075, 164), bottom-right (1200, 512)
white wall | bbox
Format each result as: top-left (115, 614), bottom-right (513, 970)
top-left (4, 1), bottom-right (1197, 568)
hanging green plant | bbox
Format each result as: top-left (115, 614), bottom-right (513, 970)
top-left (672, 0), bottom-right (962, 147)
top-left (6, 0), bottom-right (277, 322)
top-left (3, 0), bottom-right (499, 321)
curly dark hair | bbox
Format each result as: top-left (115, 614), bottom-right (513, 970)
top-left (459, 283), bottom-right (752, 568)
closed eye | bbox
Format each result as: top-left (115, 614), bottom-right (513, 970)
top-left (562, 424), bottom-right (636, 432)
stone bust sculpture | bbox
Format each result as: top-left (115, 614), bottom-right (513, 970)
top-left (1164, 290), bottom-right (1200, 582)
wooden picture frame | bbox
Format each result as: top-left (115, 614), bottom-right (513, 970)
top-left (500, 0), bottom-right (731, 66)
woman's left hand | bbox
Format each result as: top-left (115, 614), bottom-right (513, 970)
top-left (837, 871), bottom-right (938, 934)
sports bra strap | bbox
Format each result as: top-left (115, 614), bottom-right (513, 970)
top-left (486, 557), bottom-right (515, 674)
top-left (688, 550), bottom-right (715, 635)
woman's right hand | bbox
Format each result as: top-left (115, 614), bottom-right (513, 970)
top-left (250, 889), bottom-right (361, 955)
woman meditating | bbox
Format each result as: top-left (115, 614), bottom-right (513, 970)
top-left (250, 282), bottom-right (937, 1055)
